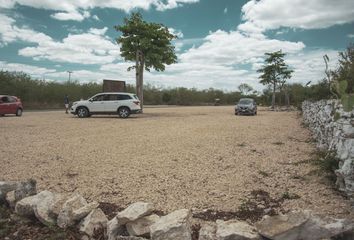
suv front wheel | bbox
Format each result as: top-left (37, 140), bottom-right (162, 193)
top-left (77, 107), bottom-right (89, 118)
top-left (118, 107), bottom-right (130, 118)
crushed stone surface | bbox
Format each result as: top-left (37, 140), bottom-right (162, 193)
top-left (0, 106), bottom-right (352, 219)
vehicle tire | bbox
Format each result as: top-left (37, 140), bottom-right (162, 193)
top-left (77, 107), bottom-right (89, 118)
top-left (16, 108), bottom-right (22, 116)
top-left (118, 107), bottom-right (130, 118)
top-left (255, 111), bottom-right (257, 115)
top-left (235, 112), bottom-right (238, 115)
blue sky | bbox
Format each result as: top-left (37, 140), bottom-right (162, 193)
top-left (0, 0), bottom-right (353, 91)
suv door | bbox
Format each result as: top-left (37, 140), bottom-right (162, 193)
top-left (88, 94), bottom-right (106, 112)
top-left (103, 94), bottom-right (120, 112)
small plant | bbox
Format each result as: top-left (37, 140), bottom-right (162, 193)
top-left (272, 141), bottom-right (284, 145)
top-left (258, 170), bottom-right (270, 177)
top-left (310, 150), bottom-right (339, 183)
top-left (335, 80), bottom-right (354, 112)
top-left (334, 112), bottom-right (341, 121)
top-left (281, 191), bottom-right (300, 200)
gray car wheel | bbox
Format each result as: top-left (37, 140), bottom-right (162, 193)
top-left (118, 107), bottom-right (130, 118)
top-left (16, 108), bottom-right (22, 116)
top-left (77, 107), bottom-right (89, 118)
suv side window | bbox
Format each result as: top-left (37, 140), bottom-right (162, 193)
top-left (92, 94), bottom-right (105, 101)
top-left (118, 94), bottom-right (132, 100)
top-left (104, 94), bottom-right (119, 101)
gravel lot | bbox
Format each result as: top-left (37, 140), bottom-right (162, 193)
top-left (0, 106), bottom-right (352, 219)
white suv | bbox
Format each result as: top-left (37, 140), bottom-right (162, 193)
top-left (70, 92), bottom-right (141, 118)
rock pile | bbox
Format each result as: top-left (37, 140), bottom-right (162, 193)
top-left (1, 179), bottom-right (354, 240)
top-left (302, 100), bottom-right (354, 199)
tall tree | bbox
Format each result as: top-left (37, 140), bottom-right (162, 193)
top-left (257, 50), bottom-right (293, 109)
top-left (115, 12), bottom-right (177, 111)
top-left (238, 83), bottom-right (253, 96)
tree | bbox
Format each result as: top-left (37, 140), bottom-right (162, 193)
top-left (115, 12), bottom-right (177, 111)
top-left (238, 83), bottom-right (253, 96)
top-left (257, 50), bottom-right (293, 109)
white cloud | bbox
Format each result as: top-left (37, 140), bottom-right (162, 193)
top-left (286, 49), bottom-right (339, 85)
top-left (92, 15), bottom-right (100, 21)
top-left (223, 8), bottom-right (227, 14)
top-left (0, 0), bottom-right (200, 18)
top-left (179, 30), bottom-right (305, 66)
top-left (51, 10), bottom-right (90, 21)
top-left (348, 34), bottom-right (354, 38)
top-left (0, 61), bottom-right (56, 77)
top-left (18, 31), bottom-right (121, 64)
top-left (0, 14), bottom-right (52, 46)
top-left (168, 28), bottom-right (184, 38)
top-left (239, 0), bottom-right (354, 34)
top-left (0, 14), bottom-right (120, 64)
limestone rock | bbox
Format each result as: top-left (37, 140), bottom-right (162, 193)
top-left (255, 211), bottom-right (310, 240)
top-left (73, 201), bottom-right (99, 221)
top-left (79, 208), bottom-right (108, 238)
top-left (298, 213), bottom-right (354, 240)
top-left (6, 190), bottom-right (16, 208)
top-left (107, 217), bottom-right (126, 240)
top-left (34, 192), bottom-right (62, 225)
top-left (15, 190), bottom-right (53, 217)
top-left (115, 237), bottom-right (148, 240)
top-left (0, 181), bottom-right (18, 202)
top-left (256, 210), bottom-right (354, 240)
top-left (216, 219), bottom-right (259, 240)
top-left (57, 193), bottom-right (88, 228)
top-left (126, 214), bottom-right (160, 237)
top-left (117, 202), bottom-right (154, 225)
top-left (198, 222), bottom-right (217, 240)
top-left (14, 179), bottom-right (37, 202)
top-left (150, 209), bottom-right (192, 240)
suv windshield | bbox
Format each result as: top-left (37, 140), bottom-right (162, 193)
top-left (239, 99), bottom-right (252, 105)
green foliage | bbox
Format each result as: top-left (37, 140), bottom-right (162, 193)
top-left (0, 71), bottom-right (101, 109)
top-left (335, 80), bottom-right (354, 111)
top-left (310, 150), bottom-right (339, 183)
top-left (115, 12), bottom-right (177, 72)
top-left (238, 83), bottom-right (253, 96)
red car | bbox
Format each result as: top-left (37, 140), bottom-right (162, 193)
top-left (0, 95), bottom-right (23, 116)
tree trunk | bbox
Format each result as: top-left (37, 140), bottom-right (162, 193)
top-left (285, 89), bottom-right (290, 110)
top-left (135, 50), bottom-right (144, 112)
top-left (272, 82), bottom-right (276, 110)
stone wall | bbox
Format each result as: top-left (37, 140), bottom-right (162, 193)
top-left (302, 100), bottom-right (354, 198)
top-left (1, 179), bottom-right (354, 240)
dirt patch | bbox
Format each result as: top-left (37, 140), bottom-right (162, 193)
top-left (0, 106), bottom-right (353, 220)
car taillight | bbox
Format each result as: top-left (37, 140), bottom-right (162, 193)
top-left (133, 101), bottom-right (140, 105)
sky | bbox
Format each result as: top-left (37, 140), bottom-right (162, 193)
top-left (0, 0), bottom-right (353, 92)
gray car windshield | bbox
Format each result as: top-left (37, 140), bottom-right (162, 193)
top-left (239, 99), bottom-right (252, 104)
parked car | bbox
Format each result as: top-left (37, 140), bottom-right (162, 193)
top-left (70, 92), bottom-right (141, 118)
top-left (235, 98), bottom-right (257, 115)
top-left (0, 95), bottom-right (23, 116)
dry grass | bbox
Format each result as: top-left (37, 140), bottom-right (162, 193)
top-left (0, 106), bottom-right (352, 219)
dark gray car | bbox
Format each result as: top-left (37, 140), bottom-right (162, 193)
top-left (235, 98), bottom-right (257, 115)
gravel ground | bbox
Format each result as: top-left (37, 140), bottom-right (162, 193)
top-left (0, 106), bottom-right (352, 219)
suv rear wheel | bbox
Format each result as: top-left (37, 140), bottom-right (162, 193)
top-left (77, 107), bottom-right (89, 118)
top-left (118, 107), bottom-right (130, 118)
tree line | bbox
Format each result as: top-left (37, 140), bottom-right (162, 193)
top-left (0, 69), bottom-right (340, 109)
